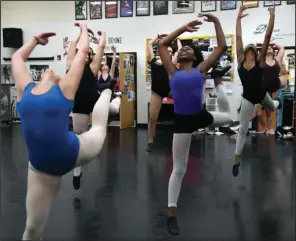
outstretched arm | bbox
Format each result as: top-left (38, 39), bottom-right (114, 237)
top-left (235, 6), bottom-right (248, 66)
top-left (172, 38), bottom-right (182, 65)
top-left (12, 32), bottom-right (56, 101)
top-left (198, 14), bottom-right (227, 75)
top-left (273, 42), bottom-right (285, 64)
top-left (259, 8), bottom-right (275, 67)
top-left (147, 35), bottom-right (159, 63)
top-left (59, 23), bottom-right (89, 100)
top-left (90, 31), bottom-right (106, 77)
top-left (110, 46), bottom-right (117, 78)
top-left (66, 30), bottom-right (81, 71)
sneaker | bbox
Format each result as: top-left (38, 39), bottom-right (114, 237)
top-left (146, 143), bottom-right (153, 152)
top-left (73, 173), bottom-right (82, 190)
top-left (232, 163), bottom-right (240, 177)
top-left (167, 217), bottom-right (180, 235)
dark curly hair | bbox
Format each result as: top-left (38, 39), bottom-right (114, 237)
top-left (192, 44), bottom-right (204, 68)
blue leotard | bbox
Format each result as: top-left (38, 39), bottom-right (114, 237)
top-left (170, 68), bottom-right (204, 115)
top-left (17, 82), bottom-right (80, 176)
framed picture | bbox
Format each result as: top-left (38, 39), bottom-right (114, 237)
top-left (120, 1), bottom-right (133, 17)
top-left (136, 1), bottom-right (150, 16)
top-left (75, 1), bottom-right (87, 20)
top-left (220, 1), bottom-right (237, 10)
top-left (89, 0), bottom-right (102, 19)
top-left (105, 0), bottom-right (118, 18)
top-left (153, 1), bottom-right (168, 15)
top-left (242, 1), bottom-right (259, 8)
top-left (29, 65), bottom-right (49, 81)
top-left (263, 1), bottom-right (281, 7)
top-left (287, 0), bottom-right (295, 4)
top-left (172, 1), bottom-right (195, 14)
top-left (201, 1), bottom-right (216, 12)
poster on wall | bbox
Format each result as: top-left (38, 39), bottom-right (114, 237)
top-left (120, 0), bottom-right (133, 17)
top-left (172, 1), bottom-right (195, 14)
top-left (242, 1), bottom-right (259, 8)
top-left (29, 65), bottom-right (49, 81)
top-left (263, 1), bottom-right (281, 7)
top-left (220, 1), bottom-right (237, 10)
top-left (1, 64), bottom-right (14, 84)
top-left (153, 1), bottom-right (168, 15)
top-left (136, 1), bottom-right (150, 16)
top-left (89, 0), bottom-right (102, 19)
top-left (201, 1), bottom-right (217, 12)
top-left (105, 0), bottom-right (118, 18)
top-left (75, 1), bottom-right (88, 20)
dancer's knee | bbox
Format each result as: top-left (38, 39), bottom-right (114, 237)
top-left (109, 97), bottom-right (121, 115)
top-left (172, 166), bottom-right (186, 180)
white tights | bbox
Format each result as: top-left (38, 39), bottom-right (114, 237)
top-left (168, 84), bottom-right (232, 207)
top-left (22, 90), bottom-right (116, 240)
top-left (72, 96), bottom-right (121, 176)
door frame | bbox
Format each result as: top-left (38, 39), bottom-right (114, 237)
top-left (105, 52), bottom-right (138, 125)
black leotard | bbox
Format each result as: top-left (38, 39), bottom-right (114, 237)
top-left (98, 74), bottom-right (111, 85)
top-left (149, 58), bottom-right (170, 98)
top-left (238, 60), bottom-right (266, 105)
top-left (72, 64), bottom-right (99, 114)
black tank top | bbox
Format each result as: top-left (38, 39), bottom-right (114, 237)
top-left (262, 60), bottom-right (281, 93)
top-left (150, 58), bottom-right (170, 90)
top-left (72, 64), bottom-right (99, 114)
top-left (98, 74), bottom-right (111, 85)
top-left (238, 60), bottom-right (266, 105)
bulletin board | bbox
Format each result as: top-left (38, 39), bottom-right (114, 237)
top-left (145, 34), bottom-right (235, 91)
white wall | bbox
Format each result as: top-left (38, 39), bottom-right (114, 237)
top-left (1, 1), bottom-right (295, 123)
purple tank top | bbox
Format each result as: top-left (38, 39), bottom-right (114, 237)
top-left (262, 60), bottom-right (281, 93)
top-left (170, 68), bottom-right (204, 115)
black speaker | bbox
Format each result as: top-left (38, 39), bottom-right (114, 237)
top-left (282, 95), bottom-right (294, 127)
top-left (2, 28), bottom-right (23, 48)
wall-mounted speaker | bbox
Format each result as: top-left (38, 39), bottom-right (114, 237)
top-left (2, 28), bottom-right (23, 48)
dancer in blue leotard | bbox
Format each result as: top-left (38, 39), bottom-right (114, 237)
top-left (158, 14), bottom-right (232, 235)
top-left (13, 23), bottom-right (116, 240)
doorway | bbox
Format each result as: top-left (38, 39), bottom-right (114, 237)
top-left (103, 52), bottom-right (137, 129)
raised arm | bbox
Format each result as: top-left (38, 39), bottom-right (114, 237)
top-left (159, 20), bottom-right (201, 79)
top-left (147, 35), bottom-right (159, 63)
top-left (235, 5), bottom-right (248, 66)
top-left (90, 31), bottom-right (106, 77)
top-left (172, 38), bottom-right (182, 65)
top-left (273, 42), bottom-right (285, 64)
top-left (259, 7), bottom-right (275, 67)
top-left (198, 14), bottom-right (227, 75)
top-left (12, 32), bottom-right (56, 101)
top-left (66, 30), bottom-right (81, 71)
top-left (109, 46), bottom-right (117, 78)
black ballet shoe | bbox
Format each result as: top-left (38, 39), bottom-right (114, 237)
top-left (211, 64), bottom-right (232, 78)
top-left (232, 163), bottom-right (240, 177)
top-left (146, 143), bottom-right (153, 152)
top-left (167, 216), bottom-right (180, 235)
top-left (98, 78), bottom-right (117, 92)
top-left (73, 173), bottom-right (82, 190)
top-left (275, 97), bottom-right (282, 109)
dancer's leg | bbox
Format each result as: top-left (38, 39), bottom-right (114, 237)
top-left (109, 97), bottom-right (121, 116)
top-left (233, 98), bottom-right (254, 176)
top-left (22, 168), bottom-right (60, 240)
top-left (261, 93), bottom-right (279, 111)
top-left (167, 133), bottom-right (192, 235)
top-left (208, 77), bottom-right (232, 127)
top-left (72, 113), bottom-right (89, 189)
top-left (147, 91), bottom-right (163, 152)
top-left (75, 89), bottom-right (112, 166)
